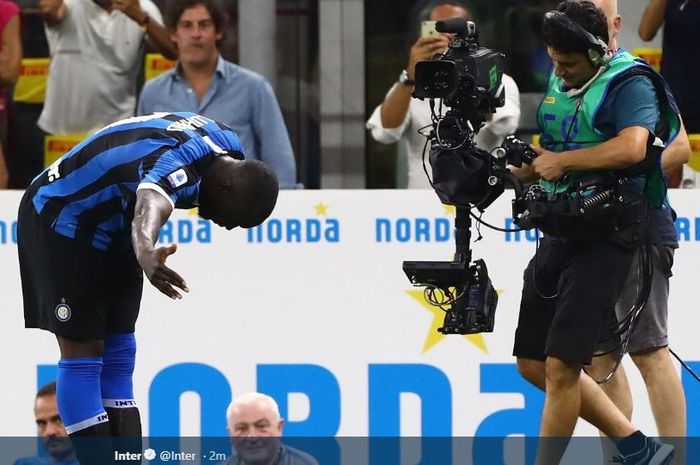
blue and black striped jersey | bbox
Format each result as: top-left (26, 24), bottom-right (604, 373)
top-left (27, 112), bottom-right (244, 251)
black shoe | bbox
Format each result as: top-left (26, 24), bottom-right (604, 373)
top-left (611, 437), bottom-right (674, 465)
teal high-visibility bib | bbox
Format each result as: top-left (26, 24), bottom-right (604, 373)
top-left (536, 50), bottom-right (680, 205)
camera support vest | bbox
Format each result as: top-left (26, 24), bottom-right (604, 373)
top-left (536, 50), bottom-right (680, 205)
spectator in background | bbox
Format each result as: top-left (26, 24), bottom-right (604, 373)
top-left (5, 1), bottom-right (49, 189)
top-left (224, 392), bottom-right (318, 465)
top-left (13, 381), bottom-right (78, 465)
top-left (366, 0), bottom-right (520, 189)
top-left (37, 0), bottom-right (178, 135)
top-left (137, 0), bottom-right (298, 189)
top-left (586, 1), bottom-right (688, 462)
top-left (639, 0), bottom-right (700, 134)
top-left (639, 0), bottom-right (700, 188)
top-left (0, 0), bottom-right (21, 188)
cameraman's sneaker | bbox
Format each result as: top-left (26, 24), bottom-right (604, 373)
top-left (611, 437), bottom-right (674, 465)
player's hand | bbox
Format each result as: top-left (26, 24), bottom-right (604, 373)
top-left (138, 243), bottom-right (190, 300)
top-left (531, 146), bottom-right (565, 181)
top-left (407, 35), bottom-right (451, 79)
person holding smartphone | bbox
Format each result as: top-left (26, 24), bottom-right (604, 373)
top-left (366, 0), bottom-right (521, 189)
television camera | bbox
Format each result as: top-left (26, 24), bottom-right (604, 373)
top-left (402, 18), bottom-right (537, 335)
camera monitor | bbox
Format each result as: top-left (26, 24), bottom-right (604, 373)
top-left (403, 259), bottom-right (471, 287)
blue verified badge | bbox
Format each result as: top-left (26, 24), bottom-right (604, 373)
top-left (167, 169), bottom-right (188, 189)
top-left (55, 298), bottom-right (72, 322)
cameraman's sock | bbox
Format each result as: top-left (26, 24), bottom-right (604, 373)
top-left (57, 357), bottom-right (115, 465)
top-left (615, 430), bottom-right (647, 456)
top-left (102, 333), bottom-right (142, 463)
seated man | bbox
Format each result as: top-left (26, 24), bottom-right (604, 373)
top-left (14, 381), bottom-right (78, 465)
top-left (224, 392), bottom-right (318, 465)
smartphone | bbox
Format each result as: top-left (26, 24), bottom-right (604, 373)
top-left (421, 20), bottom-right (438, 38)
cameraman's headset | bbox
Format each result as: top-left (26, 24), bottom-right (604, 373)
top-left (544, 10), bottom-right (611, 68)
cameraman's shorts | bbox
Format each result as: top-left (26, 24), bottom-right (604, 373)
top-left (614, 245), bottom-right (674, 354)
top-left (18, 192), bottom-right (143, 340)
top-left (512, 236), bottom-right (635, 365)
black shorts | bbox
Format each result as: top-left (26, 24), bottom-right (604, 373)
top-left (18, 190), bottom-right (143, 340)
top-left (512, 237), bottom-right (634, 365)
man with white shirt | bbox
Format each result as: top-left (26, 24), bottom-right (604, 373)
top-left (366, 0), bottom-right (520, 189)
top-left (37, 0), bottom-right (177, 135)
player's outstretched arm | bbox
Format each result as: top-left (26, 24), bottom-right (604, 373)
top-left (132, 189), bottom-right (190, 300)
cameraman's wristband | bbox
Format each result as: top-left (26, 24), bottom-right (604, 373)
top-left (399, 69), bottom-right (415, 86)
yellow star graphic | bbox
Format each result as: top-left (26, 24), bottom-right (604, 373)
top-left (443, 205), bottom-right (456, 216)
top-left (187, 208), bottom-right (199, 217)
top-left (314, 202), bottom-right (329, 216)
top-left (407, 289), bottom-right (506, 354)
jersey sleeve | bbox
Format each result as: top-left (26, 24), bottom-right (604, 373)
top-left (137, 150), bottom-right (199, 209)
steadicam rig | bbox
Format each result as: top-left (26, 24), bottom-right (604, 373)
top-left (403, 136), bottom-right (536, 335)
top-left (402, 17), bottom-right (545, 335)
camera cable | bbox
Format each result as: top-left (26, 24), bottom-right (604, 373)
top-left (586, 239), bottom-right (654, 383)
top-left (466, 208), bottom-right (521, 233)
top-left (531, 234), bottom-right (561, 300)
top-left (670, 348), bottom-right (700, 383)
top-left (424, 285), bottom-right (464, 311)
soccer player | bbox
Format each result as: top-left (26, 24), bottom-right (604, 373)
top-left (17, 112), bottom-right (279, 465)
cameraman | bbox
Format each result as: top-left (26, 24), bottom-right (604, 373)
top-left (365, 0), bottom-right (520, 189)
top-left (511, 2), bottom-right (680, 464)
top-left (586, 0), bottom-right (688, 457)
